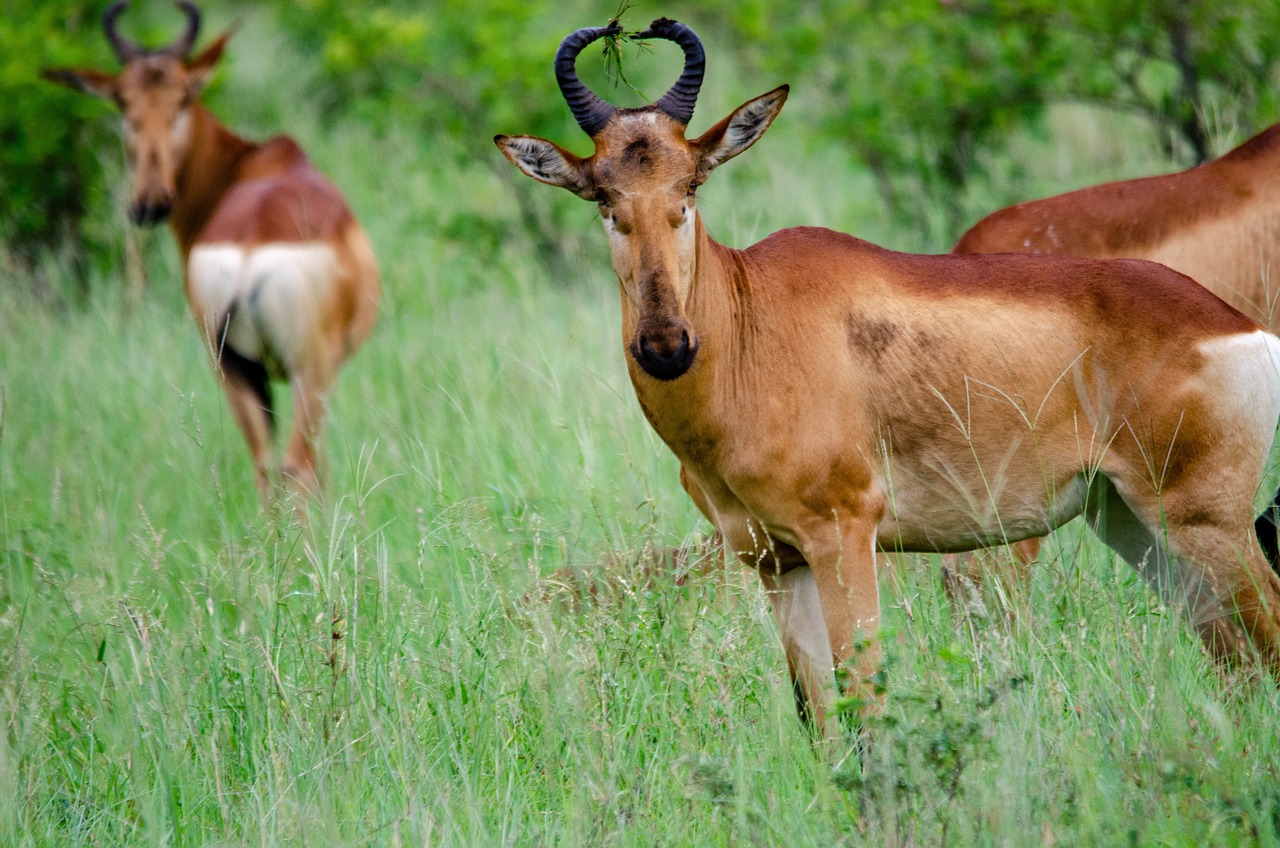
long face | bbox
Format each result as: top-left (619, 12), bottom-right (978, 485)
top-left (495, 21), bottom-right (787, 381)
top-left (112, 56), bottom-right (202, 225)
top-left (592, 111), bottom-right (704, 380)
top-left (41, 2), bottom-right (225, 227)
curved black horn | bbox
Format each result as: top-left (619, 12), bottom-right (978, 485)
top-left (555, 24), bottom-right (621, 137)
top-left (638, 18), bottom-right (705, 126)
top-left (103, 1), bottom-right (144, 63)
top-left (167, 1), bottom-right (202, 57)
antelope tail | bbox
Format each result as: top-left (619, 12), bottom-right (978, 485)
top-left (1256, 487), bottom-right (1280, 575)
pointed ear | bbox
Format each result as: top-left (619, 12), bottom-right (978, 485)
top-left (494, 134), bottom-right (595, 199)
top-left (186, 29), bottom-right (234, 95)
top-left (41, 67), bottom-right (120, 102)
top-left (692, 85), bottom-right (789, 181)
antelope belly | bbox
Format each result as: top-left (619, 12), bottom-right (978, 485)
top-left (874, 464), bottom-right (1090, 553)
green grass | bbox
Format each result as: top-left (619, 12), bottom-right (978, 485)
top-left (5, 20), bottom-right (1280, 846)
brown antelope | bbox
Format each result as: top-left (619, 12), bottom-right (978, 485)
top-left (43, 1), bottom-right (379, 501)
top-left (954, 123), bottom-right (1280, 331)
top-left (955, 123), bottom-right (1280, 576)
top-left (496, 19), bottom-right (1280, 738)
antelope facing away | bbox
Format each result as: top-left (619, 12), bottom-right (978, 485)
top-left (496, 19), bottom-right (1280, 738)
top-left (955, 123), bottom-right (1280, 574)
top-left (44, 1), bottom-right (380, 501)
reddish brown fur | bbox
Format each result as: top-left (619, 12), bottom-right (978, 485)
top-left (953, 122), bottom-right (1280, 576)
top-left (499, 64), bottom-right (1280, 741)
top-left (955, 124), bottom-right (1280, 328)
top-left (190, 134), bottom-right (352, 246)
top-left (44, 9), bottom-right (379, 502)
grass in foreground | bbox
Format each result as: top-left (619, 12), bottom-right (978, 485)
top-left (4, 261), bottom-right (1280, 845)
top-left (4, 29), bottom-right (1280, 842)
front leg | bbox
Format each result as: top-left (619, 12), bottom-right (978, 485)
top-left (806, 510), bottom-right (884, 731)
top-left (804, 505), bottom-right (884, 738)
top-left (694, 465), bottom-right (886, 739)
top-left (748, 504), bottom-right (884, 741)
top-left (759, 564), bottom-right (836, 734)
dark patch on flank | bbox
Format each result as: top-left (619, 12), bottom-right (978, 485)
top-left (846, 316), bottom-right (900, 363)
top-left (1176, 506), bottom-right (1218, 528)
top-left (912, 329), bottom-right (938, 352)
top-left (1157, 431), bottom-right (1208, 489)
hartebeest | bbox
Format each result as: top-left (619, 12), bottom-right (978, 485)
top-left (956, 122), bottom-right (1280, 571)
top-left (44, 1), bottom-right (379, 500)
top-left (955, 123), bottom-right (1280, 330)
top-left (496, 19), bottom-right (1280, 738)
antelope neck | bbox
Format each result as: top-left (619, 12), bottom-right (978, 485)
top-left (169, 104), bottom-right (255, 257)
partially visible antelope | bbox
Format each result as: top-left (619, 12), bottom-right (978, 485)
top-left (496, 19), bottom-right (1280, 739)
top-left (955, 123), bottom-right (1280, 331)
top-left (44, 1), bottom-right (379, 501)
top-left (955, 122), bottom-right (1280, 576)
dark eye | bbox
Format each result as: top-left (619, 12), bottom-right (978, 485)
top-left (686, 181), bottom-right (699, 198)
top-left (594, 189), bottom-right (609, 206)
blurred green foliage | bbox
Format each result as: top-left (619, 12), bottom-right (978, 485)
top-left (271, 0), bottom-right (610, 141)
top-left (7, 0), bottom-right (1280, 281)
top-left (729, 0), bottom-right (1280, 230)
top-left (1, 2), bottom-right (119, 273)
top-left (3, 0), bottom-right (236, 286)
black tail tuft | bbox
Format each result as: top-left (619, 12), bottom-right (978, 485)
top-left (1255, 484), bottom-right (1280, 577)
top-left (792, 676), bottom-right (815, 732)
top-left (218, 343), bottom-right (275, 434)
top-left (216, 307), bottom-right (275, 434)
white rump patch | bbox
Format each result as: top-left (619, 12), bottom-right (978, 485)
top-left (1197, 331), bottom-right (1280, 411)
top-left (1196, 330), bottom-right (1280, 463)
top-left (188, 242), bottom-right (339, 376)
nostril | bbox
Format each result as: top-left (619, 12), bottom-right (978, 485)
top-left (129, 198), bottom-right (173, 226)
top-left (630, 323), bottom-right (698, 381)
top-left (639, 328), bottom-right (693, 360)
top-left (641, 333), bottom-right (677, 362)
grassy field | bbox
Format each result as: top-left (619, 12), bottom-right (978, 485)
top-left (5, 12), bottom-right (1280, 847)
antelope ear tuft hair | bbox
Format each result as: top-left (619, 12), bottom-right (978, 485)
top-left (41, 67), bottom-right (120, 102)
top-left (693, 84), bottom-right (789, 180)
top-left (494, 134), bottom-right (596, 199)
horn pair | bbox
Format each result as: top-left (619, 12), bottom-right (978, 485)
top-left (104, 0), bottom-right (201, 63)
top-left (556, 18), bottom-right (706, 136)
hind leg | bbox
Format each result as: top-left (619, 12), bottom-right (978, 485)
top-left (1088, 474), bottom-right (1280, 671)
top-left (1159, 497), bottom-right (1280, 671)
top-left (281, 339), bottom-right (343, 500)
top-left (217, 347), bottom-right (275, 501)
top-left (282, 372), bottom-right (330, 499)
